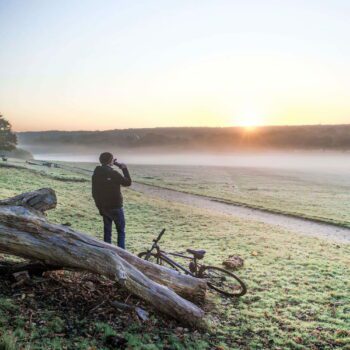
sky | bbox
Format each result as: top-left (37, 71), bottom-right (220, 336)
top-left (0, 0), bottom-right (350, 131)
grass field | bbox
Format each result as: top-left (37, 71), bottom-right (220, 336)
top-left (129, 164), bottom-right (350, 227)
top-left (0, 161), bottom-right (349, 349)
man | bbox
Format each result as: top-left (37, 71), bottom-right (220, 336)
top-left (92, 152), bottom-right (132, 248)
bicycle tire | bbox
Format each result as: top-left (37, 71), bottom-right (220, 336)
top-left (138, 252), bottom-right (180, 271)
top-left (200, 266), bottom-right (247, 297)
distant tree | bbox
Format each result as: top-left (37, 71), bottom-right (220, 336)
top-left (0, 115), bottom-right (17, 151)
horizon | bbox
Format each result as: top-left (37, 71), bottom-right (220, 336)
top-left (1, 1), bottom-right (350, 131)
top-left (16, 122), bottom-right (350, 134)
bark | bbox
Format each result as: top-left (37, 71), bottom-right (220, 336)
top-left (0, 188), bottom-right (57, 213)
top-left (0, 188), bottom-right (208, 329)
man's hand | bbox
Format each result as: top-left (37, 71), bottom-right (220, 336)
top-left (115, 162), bottom-right (127, 170)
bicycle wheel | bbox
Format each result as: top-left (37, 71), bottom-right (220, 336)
top-left (200, 266), bottom-right (247, 297)
top-left (138, 252), bottom-right (180, 271)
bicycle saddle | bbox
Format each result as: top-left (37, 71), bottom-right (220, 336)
top-left (187, 249), bottom-right (206, 259)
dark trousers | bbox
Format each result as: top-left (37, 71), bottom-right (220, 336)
top-left (102, 208), bottom-right (126, 249)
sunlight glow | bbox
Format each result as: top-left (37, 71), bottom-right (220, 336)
top-left (235, 108), bottom-right (265, 129)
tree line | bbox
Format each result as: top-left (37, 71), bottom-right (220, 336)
top-left (18, 124), bottom-right (350, 151)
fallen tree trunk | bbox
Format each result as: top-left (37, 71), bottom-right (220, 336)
top-left (0, 189), bottom-right (206, 302)
top-left (0, 189), bottom-right (207, 329)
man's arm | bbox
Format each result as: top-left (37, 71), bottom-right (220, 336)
top-left (112, 165), bottom-right (132, 187)
top-left (91, 174), bottom-right (101, 205)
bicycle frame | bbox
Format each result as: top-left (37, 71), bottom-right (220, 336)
top-left (155, 247), bottom-right (197, 276)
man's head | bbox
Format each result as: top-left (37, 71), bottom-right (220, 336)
top-left (99, 152), bottom-right (114, 166)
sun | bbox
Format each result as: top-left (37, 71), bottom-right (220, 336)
top-left (235, 109), bottom-right (264, 130)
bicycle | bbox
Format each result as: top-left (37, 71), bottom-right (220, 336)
top-left (138, 229), bottom-right (247, 297)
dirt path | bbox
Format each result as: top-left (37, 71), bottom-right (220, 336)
top-left (132, 183), bottom-right (350, 244)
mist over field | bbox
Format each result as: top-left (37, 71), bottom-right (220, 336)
top-left (20, 142), bottom-right (350, 175)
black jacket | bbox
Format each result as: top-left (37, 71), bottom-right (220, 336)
top-left (92, 165), bottom-right (132, 212)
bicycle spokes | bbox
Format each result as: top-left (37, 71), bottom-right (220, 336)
top-left (201, 266), bottom-right (247, 297)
